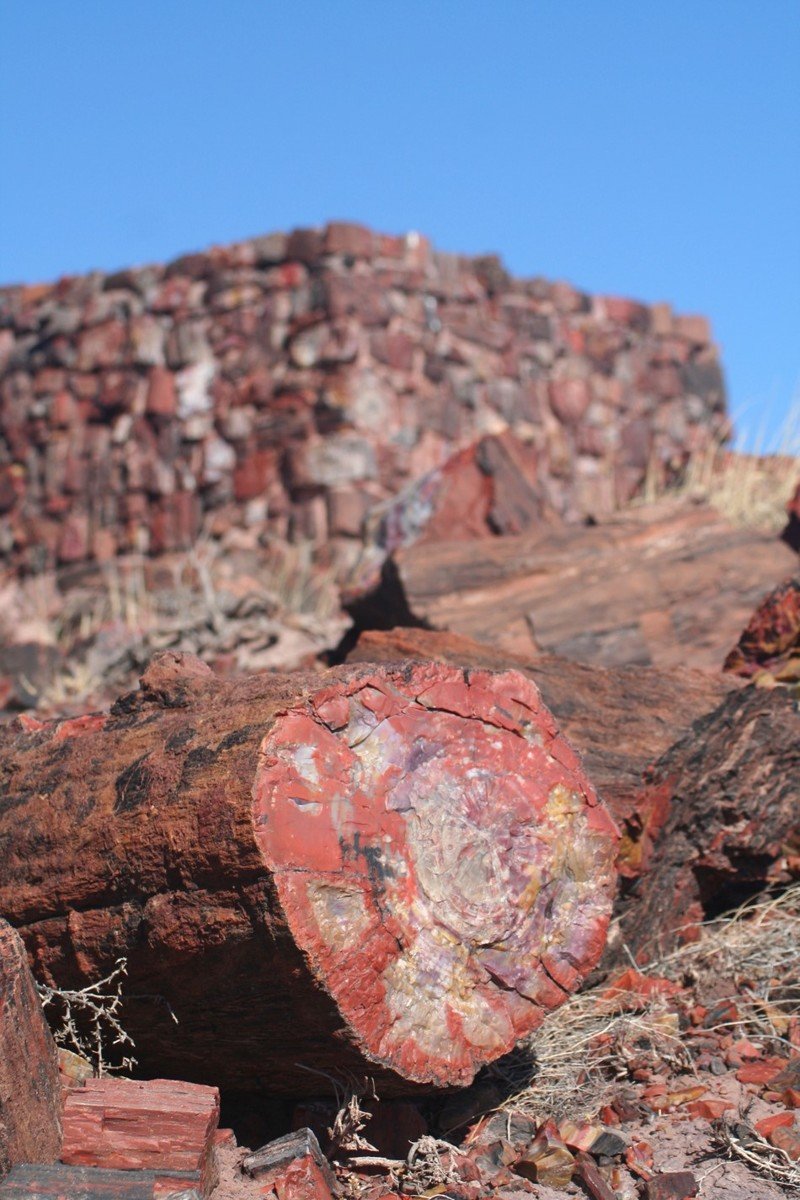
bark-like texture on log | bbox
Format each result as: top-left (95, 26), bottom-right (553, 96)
top-left (723, 577), bottom-right (800, 682)
top-left (0, 1163), bottom-right (196, 1198)
top-left (242, 1129), bottom-right (338, 1199)
top-left (347, 628), bottom-right (731, 876)
top-left (0, 921), bottom-right (62, 1179)
top-left (61, 1078), bottom-right (219, 1196)
top-left (618, 685), bottom-right (800, 960)
top-left (0, 652), bottom-right (617, 1094)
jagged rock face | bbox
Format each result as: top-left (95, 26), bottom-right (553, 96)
top-left (0, 221), bottom-right (727, 573)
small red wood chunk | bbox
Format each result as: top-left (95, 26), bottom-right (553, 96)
top-left (241, 1129), bottom-right (338, 1199)
top-left (643, 1171), bottom-right (699, 1200)
top-left (724, 577), bottom-right (800, 681)
top-left (61, 1077), bottom-right (219, 1197)
top-left (0, 921), bottom-right (62, 1178)
top-left (514, 1123), bottom-right (574, 1188)
top-left (574, 1152), bottom-right (617, 1200)
top-left (769, 1122), bottom-right (800, 1161)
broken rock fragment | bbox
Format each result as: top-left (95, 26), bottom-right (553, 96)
top-left (0, 921), bottom-right (61, 1179)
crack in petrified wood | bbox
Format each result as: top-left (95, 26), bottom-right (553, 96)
top-left (252, 666), bottom-right (617, 1085)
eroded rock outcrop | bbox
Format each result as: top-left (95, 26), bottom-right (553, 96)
top-left (0, 222), bottom-right (727, 574)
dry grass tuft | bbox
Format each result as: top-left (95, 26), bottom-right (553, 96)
top-left (638, 394), bottom-right (799, 532)
top-left (502, 885), bottom-right (800, 1123)
top-left (654, 885), bottom-right (800, 1049)
top-left (715, 1114), bottom-right (800, 1194)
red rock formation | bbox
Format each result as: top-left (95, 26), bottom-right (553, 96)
top-left (382, 500), bottom-right (797, 670)
top-left (347, 627), bottom-right (732, 877)
top-left (618, 685), bottom-right (800, 960)
top-left (376, 431), bottom-right (553, 554)
top-left (0, 651), bottom-right (617, 1094)
top-left (0, 222), bottom-right (727, 573)
top-left (723, 577), bottom-right (800, 682)
top-left (61, 1078), bottom-right (219, 1196)
top-left (0, 921), bottom-right (62, 1179)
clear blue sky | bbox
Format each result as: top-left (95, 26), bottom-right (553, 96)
top-left (1, 1), bottom-right (798, 449)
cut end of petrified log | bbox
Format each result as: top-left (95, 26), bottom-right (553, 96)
top-left (253, 662), bottom-right (618, 1087)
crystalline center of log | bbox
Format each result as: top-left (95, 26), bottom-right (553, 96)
top-left (252, 665), bottom-right (616, 1086)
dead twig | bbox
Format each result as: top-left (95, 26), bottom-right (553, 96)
top-left (36, 957), bottom-right (136, 1075)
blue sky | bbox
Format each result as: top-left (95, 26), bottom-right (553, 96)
top-left (1, 1), bottom-right (798, 449)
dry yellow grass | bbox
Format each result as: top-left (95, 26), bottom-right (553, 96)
top-left (501, 885), bottom-right (800, 1124)
top-left (639, 395), bottom-right (799, 532)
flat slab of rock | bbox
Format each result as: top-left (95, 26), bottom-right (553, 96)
top-left (390, 500), bottom-right (797, 670)
top-left (0, 920), bottom-right (61, 1178)
top-left (61, 1077), bottom-right (219, 1196)
top-left (0, 1163), bottom-right (199, 1198)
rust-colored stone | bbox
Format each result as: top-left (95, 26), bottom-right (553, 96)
top-left (723, 576), bottom-right (800, 682)
top-left (386, 500), bottom-right (796, 670)
top-left (643, 1170), bottom-right (698, 1200)
top-left (0, 921), bottom-right (62, 1179)
top-left (242, 1129), bottom-right (338, 1199)
top-left (61, 1077), bottom-right (219, 1196)
top-left (0, 652), bottom-right (617, 1094)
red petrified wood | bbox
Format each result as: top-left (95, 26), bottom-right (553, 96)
top-left (0, 652), bottom-right (617, 1095)
top-left (723, 576), bottom-right (800, 682)
top-left (0, 921), bottom-right (62, 1178)
top-left (241, 1129), bottom-right (338, 1199)
top-left (61, 1078), bottom-right (219, 1196)
top-left (618, 684), bottom-right (800, 960)
top-left (347, 627), bottom-right (731, 877)
top-left (0, 1163), bottom-right (174, 1198)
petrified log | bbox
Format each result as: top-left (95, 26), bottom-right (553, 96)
top-left (384, 500), bottom-right (797, 669)
top-left (618, 684), bottom-right (800, 960)
top-left (61, 1078), bottom-right (219, 1197)
top-left (0, 652), bottom-right (617, 1095)
top-left (347, 628), bottom-right (732, 876)
top-left (0, 921), bottom-right (62, 1179)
